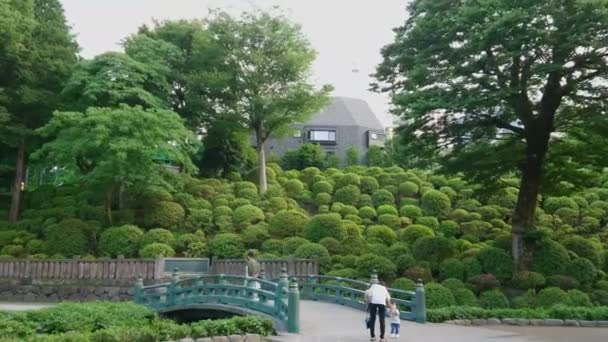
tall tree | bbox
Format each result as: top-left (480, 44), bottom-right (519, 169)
top-left (0, 0), bottom-right (78, 221)
top-left (34, 106), bottom-right (198, 223)
top-left (374, 0), bottom-right (608, 270)
top-left (197, 11), bottom-right (331, 192)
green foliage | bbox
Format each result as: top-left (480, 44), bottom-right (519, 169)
top-left (357, 206), bottom-right (377, 223)
top-left (283, 144), bottom-right (328, 171)
top-left (282, 237), bottom-right (309, 255)
top-left (412, 236), bottom-right (455, 269)
top-left (377, 204), bottom-right (398, 216)
top-left (399, 204), bottom-right (422, 218)
top-left (392, 277), bottom-right (416, 291)
top-left (294, 243), bottom-right (331, 272)
top-left (420, 190), bottom-right (451, 217)
top-left (356, 253), bottom-right (397, 279)
top-left (144, 201), bottom-right (186, 229)
top-left (99, 225), bottom-right (144, 258)
top-left (398, 224), bottom-right (434, 244)
top-left (479, 289), bottom-right (509, 309)
top-left (360, 176), bottom-right (380, 194)
top-left (378, 214), bottom-right (401, 230)
top-left (371, 189), bottom-right (395, 207)
top-left (425, 283), bottom-right (456, 309)
top-left (241, 224), bottom-right (270, 249)
top-left (44, 219), bottom-right (93, 257)
top-left (565, 289), bottom-right (592, 307)
top-left (532, 239), bottom-right (571, 277)
top-left (511, 271), bottom-right (546, 290)
top-left (208, 233), bottom-right (244, 259)
top-left (565, 257), bottom-right (597, 285)
top-left (268, 209), bottom-right (309, 238)
top-left (477, 247), bottom-right (512, 282)
top-left (546, 275), bottom-right (581, 290)
top-left (415, 216), bottom-right (439, 230)
top-left (399, 181), bottom-right (419, 197)
top-left (232, 204), bottom-right (265, 230)
top-left (468, 274), bottom-right (500, 293)
top-left (366, 225), bottom-right (397, 246)
top-left (439, 258), bottom-right (465, 281)
top-left (304, 213), bottom-right (345, 242)
top-left (426, 305), bottom-right (608, 323)
top-left (562, 236), bottom-right (602, 267)
top-left (141, 229), bottom-right (175, 248)
top-left (544, 197), bottom-right (579, 214)
top-left (537, 287), bottom-right (567, 308)
top-left (312, 181), bottom-right (333, 195)
top-left (334, 185), bottom-right (360, 206)
top-left (139, 243), bottom-right (175, 258)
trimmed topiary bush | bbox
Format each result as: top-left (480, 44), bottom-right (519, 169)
top-left (304, 213), bottom-right (346, 242)
top-left (358, 206), bottom-right (377, 223)
top-left (312, 181), bottom-right (333, 195)
top-left (356, 253), bottom-right (397, 279)
top-left (479, 289), bottom-right (509, 309)
top-left (399, 205), bottom-right (422, 219)
top-left (360, 176), bottom-right (380, 194)
top-left (413, 236), bottom-right (456, 270)
top-left (425, 283), bottom-right (456, 309)
top-left (261, 239), bottom-right (284, 255)
top-left (415, 216), bottom-right (439, 230)
top-left (564, 289), bottom-right (592, 307)
top-left (536, 287), bottom-right (567, 308)
top-left (439, 258), bottom-right (465, 281)
top-left (139, 243), bottom-right (175, 258)
top-left (268, 210), bottom-right (309, 238)
top-left (562, 236), bottom-right (602, 267)
top-left (183, 209), bottom-right (213, 233)
top-left (468, 274), bottom-right (500, 293)
top-left (565, 257), bottom-right (597, 285)
top-left (366, 225), bottom-right (397, 246)
top-left (463, 257), bottom-right (483, 280)
top-left (397, 224), bottom-right (435, 244)
top-left (477, 247), bottom-right (512, 282)
top-left (545, 275), bottom-right (580, 290)
top-left (334, 185), bottom-right (360, 206)
top-left (421, 190), bottom-right (452, 217)
top-left (45, 219), bottom-right (94, 257)
top-left (511, 271), bottom-right (546, 290)
top-left (377, 205), bottom-right (398, 216)
top-left (399, 181), bottom-right (419, 197)
top-left (232, 205), bottom-right (265, 230)
top-left (403, 266), bottom-right (433, 283)
top-left (544, 196), bottom-right (579, 214)
top-left (144, 201), bottom-right (185, 229)
top-left (392, 277), bottom-right (416, 291)
top-left (208, 233), bottom-right (245, 259)
top-left (532, 239), bottom-right (570, 276)
top-left (378, 214), bottom-right (401, 230)
top-left (141, 229), bottom-right (175, 248)
top-left (438, 220), bottom-right (459, 238)
top-left (294, 243), bottom-right (331, 272)
top-left (314, 192), bottom-right (332, 206)
top-left (453, 288), bottom-right (479, 307)
top-left (281, 237), bottom-right (309, 256)
top-left (319, 237), bottom-right (342, 255)
top-left (99, 225), bottom-right (143, 258)
top-left (372, 189), bottom-right (395, 207)
top-left (241, 224), bottom-right (271, 249)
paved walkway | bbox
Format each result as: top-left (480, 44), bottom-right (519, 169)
top-left (270, 301), bottom-right (608, 342)
top-left (0, 302), bottom-right (54, 311)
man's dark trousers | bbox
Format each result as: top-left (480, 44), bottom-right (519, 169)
top-left (369, 303), bottom-right (386, 339)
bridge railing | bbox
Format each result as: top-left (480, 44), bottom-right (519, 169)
top-left (134, 268), bottom-right (301, 333)
top-left (274, 271), bottom-right (426, 323)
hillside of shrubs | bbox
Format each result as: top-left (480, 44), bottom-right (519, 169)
top-left (0, 302), bottom-right (273, 341)
top-left (1, 164), bottom-right (608, 311)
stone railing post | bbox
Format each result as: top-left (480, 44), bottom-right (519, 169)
top-left (134, 275), bottom-right (144, 304)
top-left (287, 277), bottom-right (300, 333)
top-left (414, 279), bottom-right (426, 323)
top-left (275, 267), bottom-right (288, 318)
top-left (370, 270), bottom-right (378, 284)
top-left (167, 268), bottom-right (179, 307)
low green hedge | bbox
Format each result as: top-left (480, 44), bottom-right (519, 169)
top-left (0, 302), bottom-right (274, 341)
top-left (427, 305), bottom-right (608, 323)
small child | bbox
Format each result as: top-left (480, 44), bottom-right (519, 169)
top-left (389, 302), bottom-right (400, 338)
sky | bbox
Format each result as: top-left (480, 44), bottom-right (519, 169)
top-left (60, 0), bottom-right (409, 127)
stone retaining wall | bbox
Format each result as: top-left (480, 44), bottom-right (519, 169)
top-left (445, 318), bottom-right (608, 328)
top-left (162, 334), bottom-right (269, 342)
top-left (0, 282), bottom-right (133, 302)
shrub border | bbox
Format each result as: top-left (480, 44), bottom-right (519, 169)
top-left (445, 318), bottom-right (608, 328)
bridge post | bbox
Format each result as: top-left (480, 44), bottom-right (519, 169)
top-left (414, 278), bottom-right (426, 323)
top-left (167, 268), bottom-right (179, 306)
top-left (287, 278), bottom-right (300, 333)
top-left (275, 268), bottom-right (288, 320)
top-left (370, 270), bottom-right (378, 284)
top-left (133, 275), bottom-right (144, 304)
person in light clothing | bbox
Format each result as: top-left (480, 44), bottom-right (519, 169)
top-left (245, 250), bottom-right (261, 301)
top-left (389, 301), bottom-right (400, 338)
top-left (365, 281), bottom-right (391, 342)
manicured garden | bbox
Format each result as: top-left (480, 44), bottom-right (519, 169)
top-left (2, 165), bottom-right (608, 315)
top-left (0, 302), bottom-right (274, 341)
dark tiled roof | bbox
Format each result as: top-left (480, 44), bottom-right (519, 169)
top-left (306, 97), bottom-right (384, 130)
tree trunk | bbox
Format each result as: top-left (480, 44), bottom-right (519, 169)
top-left (8, 142), bottom-right (25, 222)
top-left (105, 185), bottom-right (115, 226)
top-left (118, 182), bottom-right (126, 210)
top-left (256, 132), bottom-right (267, 193)
top-left (511, 136), bottom-right (549, 272)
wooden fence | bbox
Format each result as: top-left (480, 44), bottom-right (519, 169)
top-left (0, 258), bottom-right (161, 281)
top-left (210, 258), bottom-right (318, 279)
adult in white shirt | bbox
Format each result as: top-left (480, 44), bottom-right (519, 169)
top-left (365, 281), bottom-right (391, 342)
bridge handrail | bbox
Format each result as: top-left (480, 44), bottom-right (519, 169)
top-left (275, 274), bottom-right (416, 298)
top-left (174, 273), bottom-right (280, 291)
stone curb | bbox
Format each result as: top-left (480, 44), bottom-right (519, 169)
top-left (444, 319), bottom-right (608, 328)
top-left (162, 334), bottom-right (269, 342)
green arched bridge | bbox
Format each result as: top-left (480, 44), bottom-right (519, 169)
top-left (133, 268), bottom-right (426, 333)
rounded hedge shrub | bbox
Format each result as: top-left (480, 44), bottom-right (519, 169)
top-left (183, 209), bottom-right (213, 232)
top-left (140, 228), bottom-right (175, 248)
top-left (45, 219), bottom-right (93, 257)
top-left (314, 193), bottom-right (332, 206)
top-left (358, 206), bottom-right (377, 223)
top-left (312, 181), bottom-right (333, 195)
top-left (327, 268), bottom-right (358, 279)
top-left (420, 190), bottom-right (452, 217)
top-left (268, 210), bottom-right (309, 238)
top-left (356, 253), bottom-right (397, 279)
top-left (544, 196), bottom-right (579, 214)
top-left (304, 213), bottom-right (346, 242)
top-left (442, 278), bottom-right (466, 292)
top-left (449, 209), bottom-right (471, 223)
top-left (334, 185), bottom-right (360, 206)
top-left (319, 237), bottom-right (342, 255)
top-left (511, 271), bottom-right (546, 290)
top-left (97, 224), bottom-right (145, 258)
top-left (232, 205), bottom-right (265, 230)
top-left (340, 205), bottom-right (359, 218)
top-left (545, 275), bottom-right (580, 290)
top-left (378, 214), bottom-right (401, 230)
top-left (241, 224), bottom-right (271, 249)
top-left (415, 216), bottom-right (439, 230)
top-left (453, 288), bottom-right (479, 307)
top-left (413, 236), bottom-right (456, 269)
top-left (438, 220), bottom-right (459, 238)
top-left (284, 179), bottom-right (304, 196)
top-left (403, 266), bottom-right (433, 283)
top-left (460, 220), bottom-right (493, 236)
top-left (477, 247), bottom-right (512, 282)
top-left (463, 257), bottom-right (483, 280)
top-left (392, 277), bottom-right (416, 291)
top-left (399, 181), bottom-right (419, 197)
top-left (565, 257), bottom-right (597, 285)
top-left (208, 233), bottom-right (245, 259)
top-left (144, 201), bottom-right (185, 229)
top-left (372, 189), bottom-right (395, 207)
top-left (425, 283), bottom-right (456, 309)
top-left (439, 258), bottom-right (465, 281)
top-left (554, 207), bottom-right (578, 226)
top-left (536, 287), bottom-right (567, 307)
top-left (564, 289), bottom-right (592, 307)
top-left (294, 243), bottom-right (331, 272)
top-left (139, 243), bottom-right (175, 258)
top-left (562, 236), bottom-right (602, 267)
top-left (360, 176), bottom-right (380, 194)
top-left (468, 274), bottom-right (500, 293)
top-left (366, 225), bottom-right (397, 246)
top-left (175, 232), bottom-right (205, 254)
top-left (479, 289), bottom-right (509, 309)
top-left (397, 225), bottom-right (435, 244)
top-left (282, 237), bottom-right (309, 256)
top-left (261, 239), bottom-right (284, 255)
top-left (399, 205), bottom-right (422, 218)
top-left (532, 239), bottom-right (570, 276)
top-left (377, 205), bottom-right (398, 216)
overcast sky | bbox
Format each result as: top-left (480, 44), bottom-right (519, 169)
top-left (60, 0), bottom-right (409, 127)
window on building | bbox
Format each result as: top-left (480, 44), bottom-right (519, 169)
top-left (309, 130), bottom-right (336, 142)
top-left (370, 132), bottom-right (378, 140)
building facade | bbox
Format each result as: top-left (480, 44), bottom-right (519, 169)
top-left (261, 97), bottom-right (386, 163)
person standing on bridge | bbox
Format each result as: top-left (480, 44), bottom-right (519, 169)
top-left (245, 250), bottom-right (261, 301)
top-left (365, 280), bottom-right (391, 342)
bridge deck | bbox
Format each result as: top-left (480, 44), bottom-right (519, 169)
top-left (269, 300), bottom-right (587, 342)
